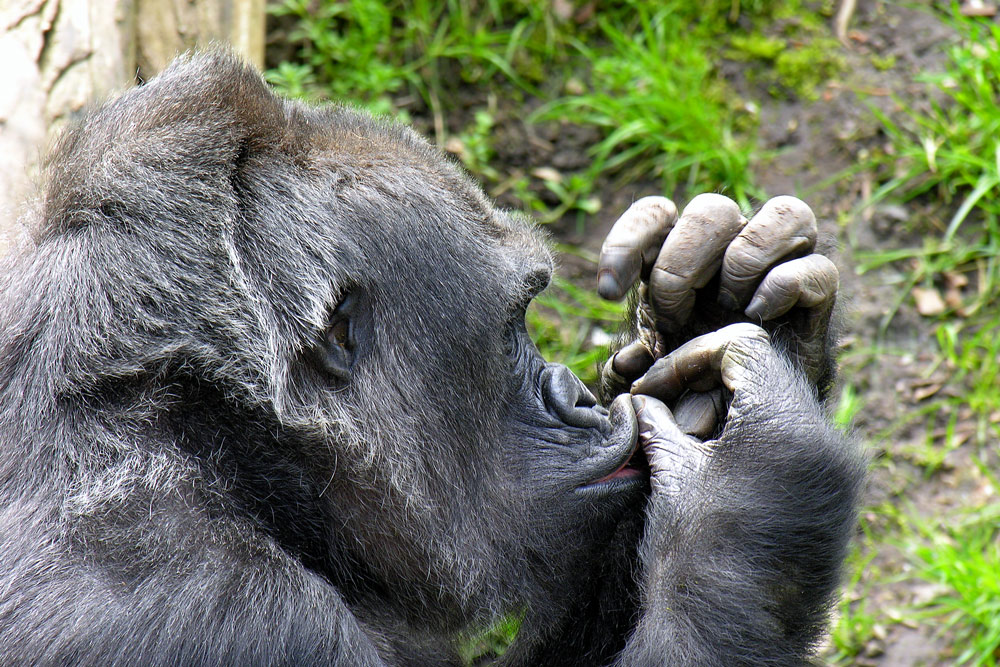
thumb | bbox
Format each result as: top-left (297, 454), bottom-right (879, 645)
top-left (632, 395), bottom-right (711, 497)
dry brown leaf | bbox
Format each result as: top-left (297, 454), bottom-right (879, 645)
top-left (943, 270), bottom-right (969, 288)
top-left (912, 286), bottom-right (946, 316)
top-left (912, 384), bottom-right (942, 402)
top-left (531, 167), bottom-right (563, 183)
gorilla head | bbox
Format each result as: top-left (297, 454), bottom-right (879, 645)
top-left (1, 51), bottom-right (644, 655)
top-left (0, 51), bottom-right (862, 665)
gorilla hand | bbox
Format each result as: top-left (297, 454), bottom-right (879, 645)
top-left (627, 322), bottom-right (768, 442)
top-left (617, 323), bottom-right (863, 666)
top-left (597, 195), bottom-right (838, 400)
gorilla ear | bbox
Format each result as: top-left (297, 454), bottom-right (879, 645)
top-left (313, 292), bottom-right (360, 380)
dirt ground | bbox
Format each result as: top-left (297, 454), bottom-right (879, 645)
top-left (399, 2), bottom-right (986, 663)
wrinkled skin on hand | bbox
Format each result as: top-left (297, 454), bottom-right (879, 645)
top-left (628, 323), bottom-right (772, 495)
top-left (598, 194), bottom-right (839, 424)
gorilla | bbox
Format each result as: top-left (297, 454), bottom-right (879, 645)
top-left (0, 52), bottom-right (863, 666)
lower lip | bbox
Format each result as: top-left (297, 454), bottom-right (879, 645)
top-left (575, 472), bottom-right (648, 499)
top-left (592, 464), bottom-right (646, 485)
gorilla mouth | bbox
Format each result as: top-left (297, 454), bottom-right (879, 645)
top-left (580, 394), bottom-right (648, 490)
top-left (592, 439), bottom-right (649, 485)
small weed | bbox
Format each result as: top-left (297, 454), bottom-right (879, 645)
top-left (773, 39), bottom-right (846, 100)
top-left (458, 612), bottom-right (523, 664)
top-left (448, 109), bottom-right (500, 180)
top-left (834, 383), bottom-right (863, 431)
top-left (870, 53), bottom-right (898, 72)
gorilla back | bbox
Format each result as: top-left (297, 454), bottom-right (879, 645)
top-left (0, 52), bottom-right (863, 665)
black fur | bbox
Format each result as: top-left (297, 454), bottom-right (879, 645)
top-left (0, 52), bottom-right (864, 665)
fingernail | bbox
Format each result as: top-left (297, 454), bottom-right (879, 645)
top-left (718, 288), bottom-right (739, 311)
top-left (613, 344), bottom-right (654, 379)
top-left (631, 395), bottom-right (646, 412)
top-left (745, 295), bottom-right (766, 320)
top-left (597, 270), bottom-right (623, 301)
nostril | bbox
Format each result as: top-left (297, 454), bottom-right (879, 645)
top-left (541, 364), bottom-right (605, 430)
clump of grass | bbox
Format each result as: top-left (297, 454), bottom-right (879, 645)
top-left (532, 3), bottom-right (761, 208)
top-left (902, 488), bottom-right (1000, 666)
top-left (869, 7), bottom-right (1000, 284)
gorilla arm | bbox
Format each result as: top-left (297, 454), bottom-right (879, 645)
top-left (621, 325), bottom-right (864, 666)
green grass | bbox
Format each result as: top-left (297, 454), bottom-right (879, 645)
top-left (867, 5), bottom-right (1000, 294)
top-left (265, 0), bottom-right (825, 218)
top-left (903, 487), bottom-right (1000, 667)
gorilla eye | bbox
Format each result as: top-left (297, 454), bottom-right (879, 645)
top-left (329, 319), bottom-right (350, 347)
top-left (313, 292), bottom-right (360, 381)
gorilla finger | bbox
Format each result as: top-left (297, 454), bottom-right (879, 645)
top-left (631, 395), bottom-right (686, 444)
top-left (648, 194), bottom-right (746, 330)
top-left (674, 389), bottom-right (725, 439)
top-left (611, 341), bottom-right (655, 383)
top-left (745, 254), bottom-right (839, 321)
top-left (631, 323), bottom-right (770, 401)
top-left (597, 197), bottom-right (679, 301)
top-left (719, 196), bottom-right (818, 311)
top-left (631, 395), bottom-right (710, 496)
top-left (600, 357), bottom-right (628, 402)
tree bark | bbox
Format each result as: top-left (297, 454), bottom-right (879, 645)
top-left (0, 0), bottom-right (265, 253)
top-left (135, 0), bottom-right (265, 78)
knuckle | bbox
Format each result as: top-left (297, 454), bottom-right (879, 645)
top-left (718, 322), bottom-right (770, 348)
top-left (632, 195), bottom-right (678, 219)
top-left (765, 195), bottom-right (816, 226)
top-left (687, 192), bottom-right (740, 215)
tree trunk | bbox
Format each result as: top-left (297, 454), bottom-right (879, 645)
top-left (0, 0), bottom-right (265, 253)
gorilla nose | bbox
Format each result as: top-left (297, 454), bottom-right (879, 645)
top-left (541, 365), bottom-right (608, 430)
